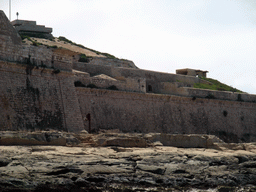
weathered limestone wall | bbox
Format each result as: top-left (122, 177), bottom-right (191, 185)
top-left (77, 88), bottom-right (256, 142)
top-left (75, 72), bottom-right (146, 93)
top-left (0, 11), bottom-right (72, 71)
top-left (183, 87), bottom-right (256, 102)
top-left (88, 57), bottom-right (137, 68)
top-left (0, 61), bottom-right (84, 132)
top-left (158, 85), bottom-right (256, 102)
top-left (0, 35), bottom-right (72, 71)
top-left (157, 82), bottom-right (191, 96)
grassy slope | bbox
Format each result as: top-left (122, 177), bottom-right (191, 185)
top-left (193, 77), bottom-right (244, 93)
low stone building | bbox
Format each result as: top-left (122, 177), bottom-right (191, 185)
top-left (11, 19), bottom-right (53, 39)
top-left (176, 68), bottom-right (208, 78)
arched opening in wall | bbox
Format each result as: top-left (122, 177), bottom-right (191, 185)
top-left (148, 85), bottom-right (152, 92)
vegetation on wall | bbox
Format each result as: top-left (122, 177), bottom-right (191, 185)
top-left (78, 54), bottom-right (92, 63)
top-left (193, 77), bottom-right (243, 93)
top-left (20, 34), bottom-right (127, 60)
top-left (20, 33), bottom-right (50, 39)
top-left (57, 36), bottom-right (118, 59)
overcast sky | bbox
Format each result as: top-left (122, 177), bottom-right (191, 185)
top-left (1, 0), bottom-right (256, 94)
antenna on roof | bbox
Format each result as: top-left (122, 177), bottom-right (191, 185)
top-left (9, 0), bottom-right (11, 21)
top-left (16, 12), bottom-right (19, 20)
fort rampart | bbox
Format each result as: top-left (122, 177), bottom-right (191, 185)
top-left (0, 61), bottom-right (84, 132)
top-left (1, 10), bottom-right (256, 142)
top-left (77, 87), bottom-right (256, 142)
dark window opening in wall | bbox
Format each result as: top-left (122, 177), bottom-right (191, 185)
top-left (148, 85), bottom-right (152, 92)
top-left (223, 110), bottom-right (228, 117)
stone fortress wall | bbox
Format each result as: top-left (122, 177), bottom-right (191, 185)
top-left (88, 57), bottom-right (137, 68)
top-left (0, 10), bottom-right (256, 142)
top-left (0, 61), bottom-right (84, 133)
top-left (77, 88), bottom-right (256, 142)
top-left (75, 73), bottom-right (147, 93)
top-left (73, 62), bottom-right (256, 102)
top-left (73, 62), bottom-right (202, 93)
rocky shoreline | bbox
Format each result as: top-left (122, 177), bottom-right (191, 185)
top-left (0, 132), bottom-right (256, 191)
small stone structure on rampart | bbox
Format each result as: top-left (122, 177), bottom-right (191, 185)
top-left (11, 19), bottom-right (53, 39)
top-left (176, 68), bottom-right (208, 78)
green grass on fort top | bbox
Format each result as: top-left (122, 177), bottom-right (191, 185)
top-left (193, 77), bottom-right (244, 93)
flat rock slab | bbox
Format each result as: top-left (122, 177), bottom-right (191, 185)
top-left (0, 145), bottom-right (256, 191)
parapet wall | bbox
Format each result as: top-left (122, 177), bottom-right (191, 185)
top-left (76, 88), bottom-right (256, 142)
top-left (88, 57), bottom-right (137, 68)
top-left (183, 87), bottom-right (256, 102)
top-left (0, 61), bottom-right (84, 132)
top-left (163, 87), bottom-right (256, 102)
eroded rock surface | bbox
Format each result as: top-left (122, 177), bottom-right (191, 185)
top-left (0, 132), bottom-right (256, 191)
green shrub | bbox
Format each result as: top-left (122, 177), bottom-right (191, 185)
top-left (78, 54), bottom-right (91, 63)
top-left (32, 41), bottom-right (38, 46)
top-left (58, 36), bottom-right (73, 44)
top-left (20, 35), bottom-right (32, 41)
top-left (19, 32), bottom-right (49, 39)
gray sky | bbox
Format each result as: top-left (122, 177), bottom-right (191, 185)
top-left (1, 0), bottom-right (256, 94)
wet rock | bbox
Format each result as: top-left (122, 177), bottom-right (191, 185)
top-left (136, 164), bottom-right (166, 175)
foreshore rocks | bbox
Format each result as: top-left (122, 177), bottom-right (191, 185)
top-left (0, 132), bottom-right (256, 191)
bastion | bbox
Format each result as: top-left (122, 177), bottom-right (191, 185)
top-left (0, 10), bottom-right (256, 143)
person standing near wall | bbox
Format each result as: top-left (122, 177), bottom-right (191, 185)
top-left (84, 113), bottom-right (91, 133)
